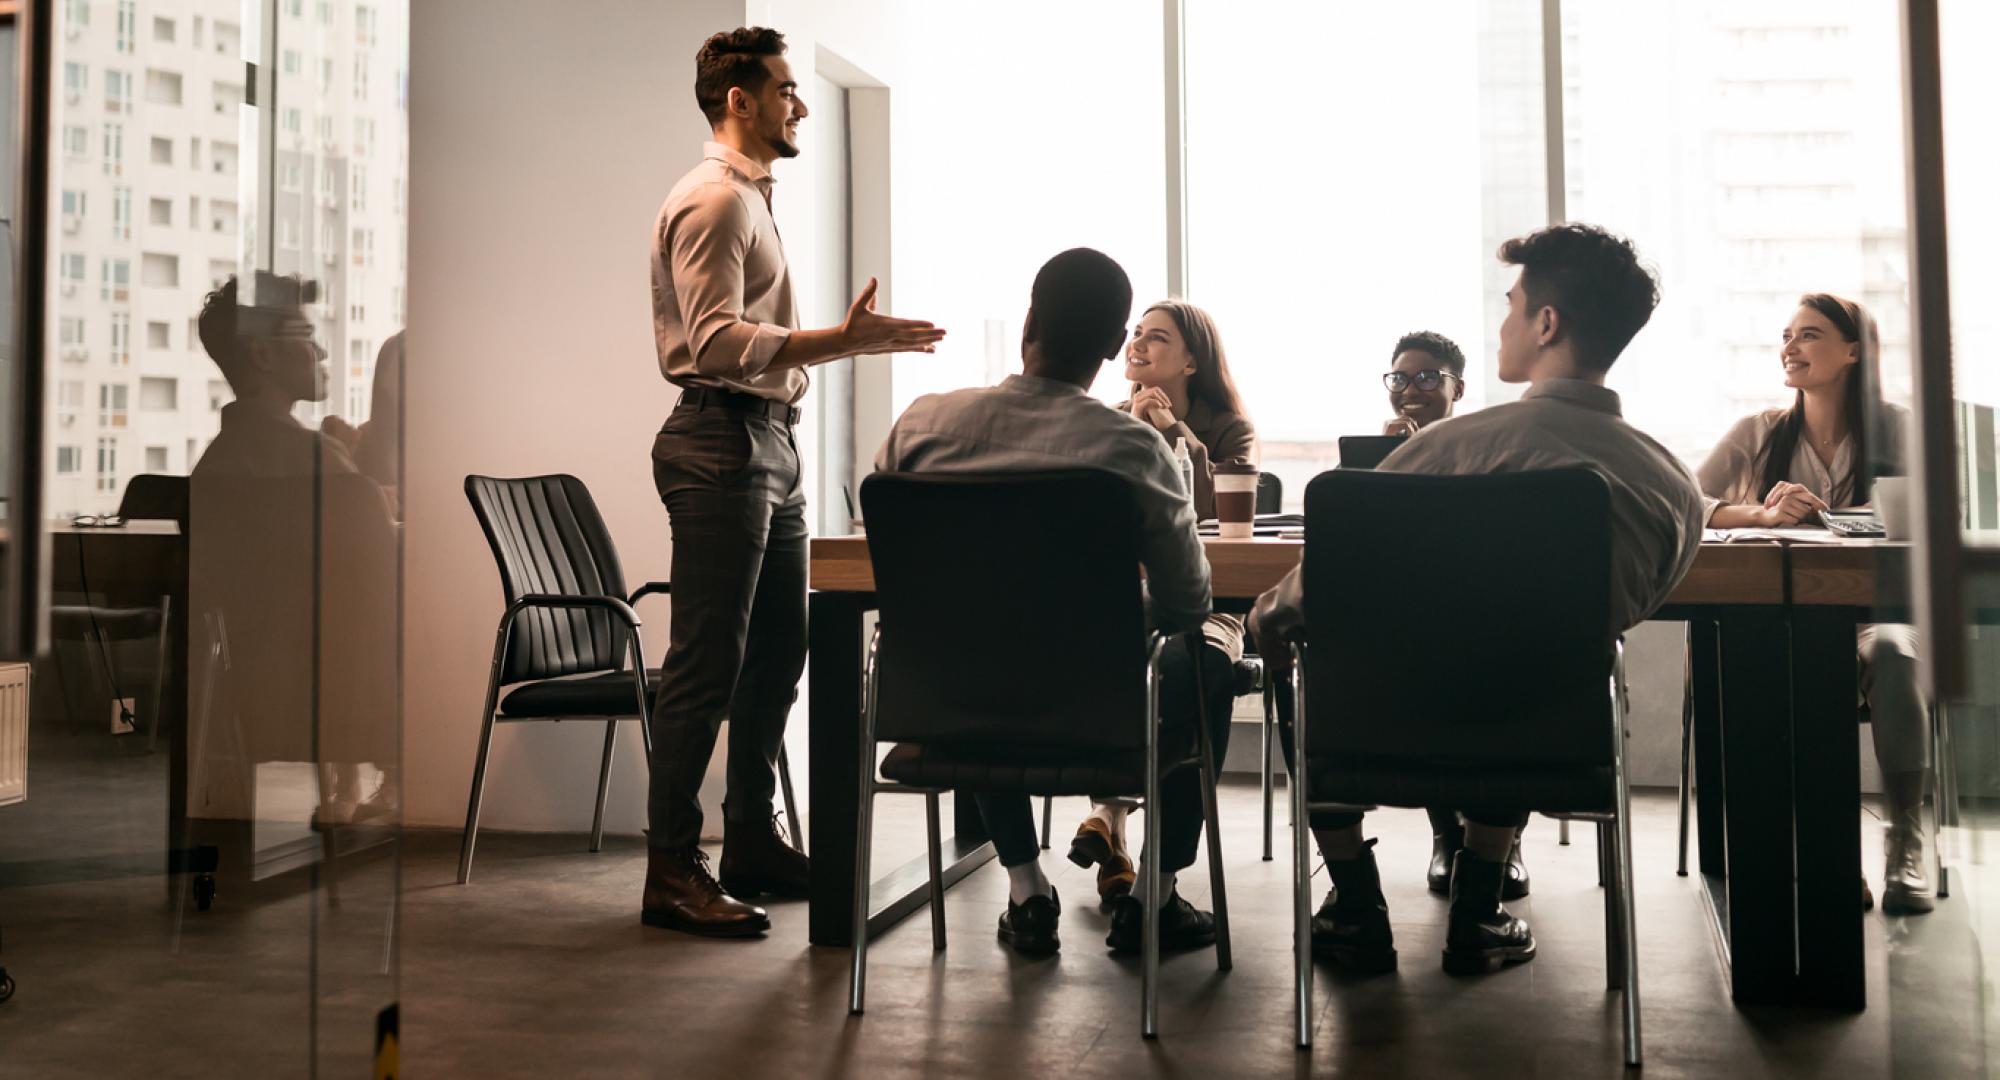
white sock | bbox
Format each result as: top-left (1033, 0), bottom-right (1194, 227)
top-left (1006, 859), bottom-right (1053, 905)
top-left (1132, 865), bottom-right (1177, 909)
top-left (1088, 800), bottom-right (1130, 847)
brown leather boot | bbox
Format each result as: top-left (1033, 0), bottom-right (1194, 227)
top-left (641, 846), bottom-right (771, 938)
top-left (719, 816), bottom-right (810, 900)
top-left (1067, 817), bottom-right (1135, 907)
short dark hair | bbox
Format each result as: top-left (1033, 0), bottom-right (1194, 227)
top-left (197, 272), bottom-right (317, 391)
top-left (1390, 330), bottom-right (1466, 376)
top-left (1026, 248), bottom-right (1133, 372)
top-left (694, 27), bottom-right (787, 127)
top-left (1497, 223), bottom-right (1660, 370)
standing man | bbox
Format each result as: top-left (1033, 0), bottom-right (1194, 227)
top-left (644, 27), bottom-right (946, 938)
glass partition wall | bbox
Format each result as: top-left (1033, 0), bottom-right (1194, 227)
top-left (0, 0), bottom-right (404, 1073)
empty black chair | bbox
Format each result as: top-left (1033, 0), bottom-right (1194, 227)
top-left (1283, 467), bottom-right (1640, 1064)
top-left (458, 474), bottom-right (802, 884)
top-left (1336, 434), bottom-right (1408, 470)
top-left (847, 471), bottom-right (1230, 1039)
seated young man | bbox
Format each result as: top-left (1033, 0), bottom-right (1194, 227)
top-left (873, 247), bottom-right (1230, 958)
top-left (1252, 224), bottom-right (1704, 976)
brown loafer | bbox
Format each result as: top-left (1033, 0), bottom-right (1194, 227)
top-left (641, 846), bottom-right (770, 938)
top-left (1067, 817), bottom-right (1135, 904)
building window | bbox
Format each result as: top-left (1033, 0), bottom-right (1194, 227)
top-left (61, 188), bottom-right (86, 220)
top-left (356, 4), bottom-right (377, 46)
top-left (353, 56), bottom-right (370, 102)
top-left (149, 135), bottom-right (173, 164)
top-left (63, 124), bottom-right (89, 158)
top-left (282, 49), bottom-right (301, 76)
top-left (283, 107), bottom-right (302, 135)
top-left (284, 0), bottom-right (303, 16)
top-left (350, 303), bottom-right (367, 323)
top-left (63, 0), bottom-right (89, 32)
top-left (58, 381), bottom-right (85, 427)
top-left (280, 217), bottom-right (300, 250)
top-left (96, 438), bottom-right (119, 492)
top-left (144, 446), bottom-right (169, 473)
top-left (104, 68), bottom-right (132, 113)
top-left (352, 164), bottom-right (368, 211)
top-left (100, 258), bottom-right (130, 302)
top-left (148, 197), bottom-right (171, 226)
top-left (207, 380), bottom-right (229, 412)
top-left (144, 69), bottom-right (184, 106)
top-left (108, 314), bottom-right (131, 367)
top-left (317, 1), bottom-right (333, 25)
top-left (102, 122), bottom-right (123, 175)
top-left (282, 159), bottom-right (302, 190)
top-left (60, 317), bottom-right (87, 348)
top-left (347, 384), bottom-right (365, 420)
top-left (56, 447), bottom-right (83, 475)
top-left (110, 186), bottom-right (131, 241)
top-left (140, 376), bottom-right (178, 411)
top-left (99, 383), bottom-right (129, 428)
top-left (353, 117), bottom-right (375, 157)
top-left (153, 16), bottom-right (175, 43)
top-left (146, 322), bottom-right (170, 350)
top-left (317, 113), bottom-right (334, 142)
top-left (115, 0), bottom-right (136, 53)
top-left (64, 62), bottom-right (87, 103)
top-left (140, 253), bottom-right (180, 288)
top-left (61, 253), bottom-right (86, 290)
top-left (352, 228), bottom-right (374, 268)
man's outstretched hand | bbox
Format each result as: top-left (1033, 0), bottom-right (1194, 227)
top-left (841, 277), bottom-right (946, 357)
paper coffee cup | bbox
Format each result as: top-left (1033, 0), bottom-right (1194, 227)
top-left (1874, 476), bottom-right (1911, 540)
top-left (1214, 467), bottom-right (1258, 539)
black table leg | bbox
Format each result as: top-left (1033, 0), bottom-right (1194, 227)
top-left (1717, 607), bottom-right (1798, 1004)
top-left (1690, 618), bottom-right (1726, 878)
top-left (1790, 606), bottom-right (1865, 1010)
top-left (808, 591), bottom-right (867, 947)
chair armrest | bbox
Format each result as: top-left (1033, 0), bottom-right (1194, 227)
top-left (628, 581), bottom-right (671, 607)
top-left (506, 593), bottom-right (642, 630)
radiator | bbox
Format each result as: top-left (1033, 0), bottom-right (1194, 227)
top-left (0, 662), bottom-right (28, 807)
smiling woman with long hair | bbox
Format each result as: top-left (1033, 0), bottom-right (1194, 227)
top-left (1064, 299), bottom-right (1257, 916)
top-left (1696, 292), bottom-right (1928, 916)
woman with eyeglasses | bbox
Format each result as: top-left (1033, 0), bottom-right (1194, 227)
top-left (1381, 331), bottom-right (1468, 435)
top-left (1065, 300), bottom-right (1256, 922)
top-left (1696, 292), bottom-right (1928, 915)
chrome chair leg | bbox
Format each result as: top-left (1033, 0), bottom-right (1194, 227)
top-left (1261, 676), bottom-right (1275, 862)
top-left (1040, 794), bottom-right (1054, 851)
top-left (1677, 623), bottom-right (1695, 876)
top-left (1612, 642), bottom-right (1643, 1068)
top-left (1600, 822), bottom-right (1623, 988)
top-left (1560, 818), bottom-right (1571, 846)
top-left (1932, 704), bottom-right (1951, 899)
top-left (458, 622), bottom-right (514, 885)
top-left (147, 593), bottom-right (173, 753)
top-left (1291, 641), bottom-right (1313, 1051)
top-left (925, 792), bottom-right (946, 952)
top-left (1193, 649), bottom-right (1231, 972)
top-left (849, 632), bottom-right (883, 1015)
top-left (589, 720), bottom-right (617, 853)
top-left (779, 746), bottom-right (805, 855)
top-left (1141, 641), bottom-right (1164, 1040)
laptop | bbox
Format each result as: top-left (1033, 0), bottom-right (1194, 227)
top-left (1337, 435), bottom-right (1409, 470)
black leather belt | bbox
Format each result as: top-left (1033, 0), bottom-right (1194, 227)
top-left (676, 386), bottom-right (801, 426)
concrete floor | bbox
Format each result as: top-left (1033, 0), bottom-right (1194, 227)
top-left (5, 726), bottom-right (1997, 1078)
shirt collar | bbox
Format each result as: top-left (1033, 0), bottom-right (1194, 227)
top-left (1001, 373), bottom-right (1090, 398)
top-left (704, 141), bottom-right (773, 186)
top-left (1522, 377), bottom-right (1623, 417)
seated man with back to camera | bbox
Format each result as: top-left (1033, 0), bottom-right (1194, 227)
top-left (874, 247), bottom-right (1231, 958)
top-left (1253, 224), bottom-right (1704, 976)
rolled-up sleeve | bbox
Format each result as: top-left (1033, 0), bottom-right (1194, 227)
top-left (1695, 414), bottom-right (1766, 526)
top-left (665, 185), bottom-right (793, 381)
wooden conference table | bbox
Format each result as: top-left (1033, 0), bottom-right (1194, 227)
top-left (808, 533), bottom-right (1889, 1010)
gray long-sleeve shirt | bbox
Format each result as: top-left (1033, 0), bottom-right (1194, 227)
top-left (875, 374), bottom-right (1214, 634)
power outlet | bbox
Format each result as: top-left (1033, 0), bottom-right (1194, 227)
top-left (110, 697), bottom-right (137, 735)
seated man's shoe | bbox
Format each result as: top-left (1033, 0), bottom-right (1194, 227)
top-left (998, 888), bottom-right (1062, 956)
top-left (641, 846), bottom-right (771, 938)
top-left (719, 816), bottom-right (810, 900)
top-left (1442, 850), bottom-right (1535, 975)
top-left (1068, 817), bottom-right (1137, 906)
top-left (1426, 809), bottom-right (1463, 896)
top-left (1314, 838), bottom-right (1398, 974)
top-left (1106, 889), bottom-right (1218, 955)
top-left (1882, 816), bottom-right (1936, 915)
top-left (1502, 835), bottom-right (1531, 901)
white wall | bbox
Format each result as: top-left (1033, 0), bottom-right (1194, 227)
top-left (404, 0), bottom-right (738, 834)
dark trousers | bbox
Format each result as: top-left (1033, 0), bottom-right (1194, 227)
top-left (1269, 667), bottom-right (1528, 832)
top-left (648, 402), bottom-right (808, 850)
top-left (976, 641), bottom-right (1234, 871)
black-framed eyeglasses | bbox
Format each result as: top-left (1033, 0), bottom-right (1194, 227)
top-left (1383, 369), bottom-right (1459, 393)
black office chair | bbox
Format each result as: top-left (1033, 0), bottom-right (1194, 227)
top-left (51, 474), bottom-right (189, 749)
top-left (1337, 434), bottom-right (1408, 470)
top-left (457, 474), bottom-right (800, 884)
top-left (847, 471), bottom-right (1231, 1039)
top-left (1284, 467), bottom-right (1641, 1065)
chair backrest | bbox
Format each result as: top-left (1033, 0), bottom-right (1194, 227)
top-left (117, 474), bottom-right (189, 523)
top-left (1255, 472), bottom-right (1283, 515)
top-left (1336, 435), bottom-right (1408, 470)
top-left (861, 470), bottom-right (1151, 752)
top-left (1300, 467), bottom-right (1614, 767)
top-left (465, 474), bottom-right (632, 683)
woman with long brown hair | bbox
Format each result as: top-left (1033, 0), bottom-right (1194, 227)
top-left (1697, 292), bottom-right (1928, 914)
top-left (1065, 300), bottom-right (1257, 930)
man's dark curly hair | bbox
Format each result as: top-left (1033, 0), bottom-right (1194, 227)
top-left (1390, 330), bottom-right (1467, 376)
top-left (1498, 223), bottom-right (1660, 371)
top-left (694, 27), bottom-right (788, 127)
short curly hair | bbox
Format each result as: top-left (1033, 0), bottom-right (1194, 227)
top-left (1498, 223), bottom-right (1660, 370)
top-left (1390, 330), bottom-right (1466, 376)
top-left (694, 27), bottom-right (788, 127)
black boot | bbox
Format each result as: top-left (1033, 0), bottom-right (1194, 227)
top-left (1313, 839), bottom-right (1397, 974)
top-left (1426, 809), bottom-right (1463, 895)
top-left (1443, 849), bottom-right (1535, 975)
